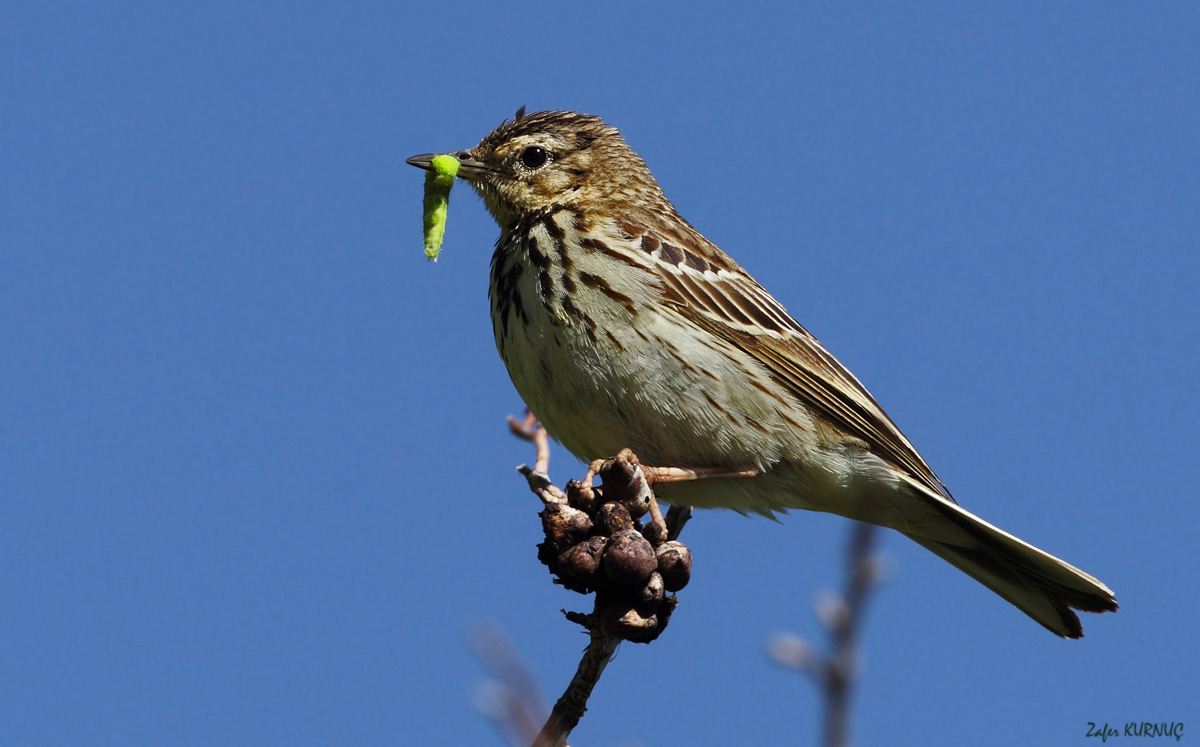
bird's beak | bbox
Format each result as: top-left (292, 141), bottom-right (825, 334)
top-left (406, 150), bottom-right (494, 181)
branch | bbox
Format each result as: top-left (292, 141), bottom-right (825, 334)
top-left (767, 521), bottom-right (885, 747)
top-left (510, 412), bottom-right (567, 505)
top-left (470, 621), bottom-right (550, 747)
top-left (531, 626), bottom-right (621, 747)
top-left (507, 412), bottom-right (693, 747)
top-left (821, 522), bottom-right (880, 747)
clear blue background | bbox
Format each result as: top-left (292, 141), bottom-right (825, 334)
top-left (2, 2), bottom-right (1196, 745)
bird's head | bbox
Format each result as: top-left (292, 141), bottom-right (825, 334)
top-left (408, 108), bottom-right (666, 227)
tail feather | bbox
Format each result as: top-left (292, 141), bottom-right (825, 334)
top-left (894, 478), bottom-right (1118, 638)
top-left (909, 537), bottom-right (1097, 638)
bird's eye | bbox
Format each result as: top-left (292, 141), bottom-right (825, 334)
top-left (520, 146), bottom-right (549, 170)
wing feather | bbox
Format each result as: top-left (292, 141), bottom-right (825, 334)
top-left (636, 224), bottom-right (953, 502)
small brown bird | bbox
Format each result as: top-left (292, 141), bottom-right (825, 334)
top-left (408, 108), bottom-right (1117, 637)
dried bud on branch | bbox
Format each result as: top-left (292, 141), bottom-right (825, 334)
top-left (603, 529), bottom-right (658, 585)
top-left (656, 540), bottom-right (693, 592)
top-left (558, 536), bottom-right (607, 584)
top-left (596, 501), bottom-right (634, 535)
top-left (540, 504), bottom-right (594, 552)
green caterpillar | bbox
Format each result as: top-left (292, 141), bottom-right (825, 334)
top-left (422, 154), bottom-right (460, 261)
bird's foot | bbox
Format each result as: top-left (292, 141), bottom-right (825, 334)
top-left (577, 449), bottom-right (760, 545)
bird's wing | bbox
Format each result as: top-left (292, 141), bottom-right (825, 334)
top-left (632, 224), bottom-right (953, 502)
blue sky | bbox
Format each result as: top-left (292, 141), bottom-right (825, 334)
top-left (2, 2), bottom-right (1197, 745)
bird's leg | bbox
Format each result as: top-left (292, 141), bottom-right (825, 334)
top-left (643, 490), bottom-right (669, 546)
top-left (641, 465), bottom-right (763, 483)
top-left (580, 458), bottom-right (608, 492)
top-left (640, 463), bottom-right (761, 544)
top-left (575, 448), bottom-right (762, 542)
top-left (597, 450), bottom-right (761, 545)
top-left (562, 458), bottom-right (609, 514)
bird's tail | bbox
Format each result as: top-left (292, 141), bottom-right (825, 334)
top-left (884, 478), bottom-right (1118, 638)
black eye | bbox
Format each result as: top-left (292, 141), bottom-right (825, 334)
top-left (520, 146), bottom-right (549, 169)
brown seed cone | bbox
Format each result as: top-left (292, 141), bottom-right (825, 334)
top-left (603, 529), bottom-right (658, 585)
top-left (656, 540), bottom-right (692, 591)
top-left (595, 501), bottom-right (633, 535)
top-left (558, 535), bottom-right (608, 581)
top-left (638, 571), bottom-right (665, 607)
top-left (640, 520), bottom-right (664, 547)
top-left (540, 503), bottom-right (593, 551)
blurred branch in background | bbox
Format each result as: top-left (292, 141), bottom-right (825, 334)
top-left (767, 522), bottom-right (887, 747)
top-left (470, 621), bottom-right (551, 747)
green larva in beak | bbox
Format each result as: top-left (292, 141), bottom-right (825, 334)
top-left (422, 154), bottom-right (460, 261)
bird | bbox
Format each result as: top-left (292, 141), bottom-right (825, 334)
top-left (407, 108), bottom-right (1117, 637)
